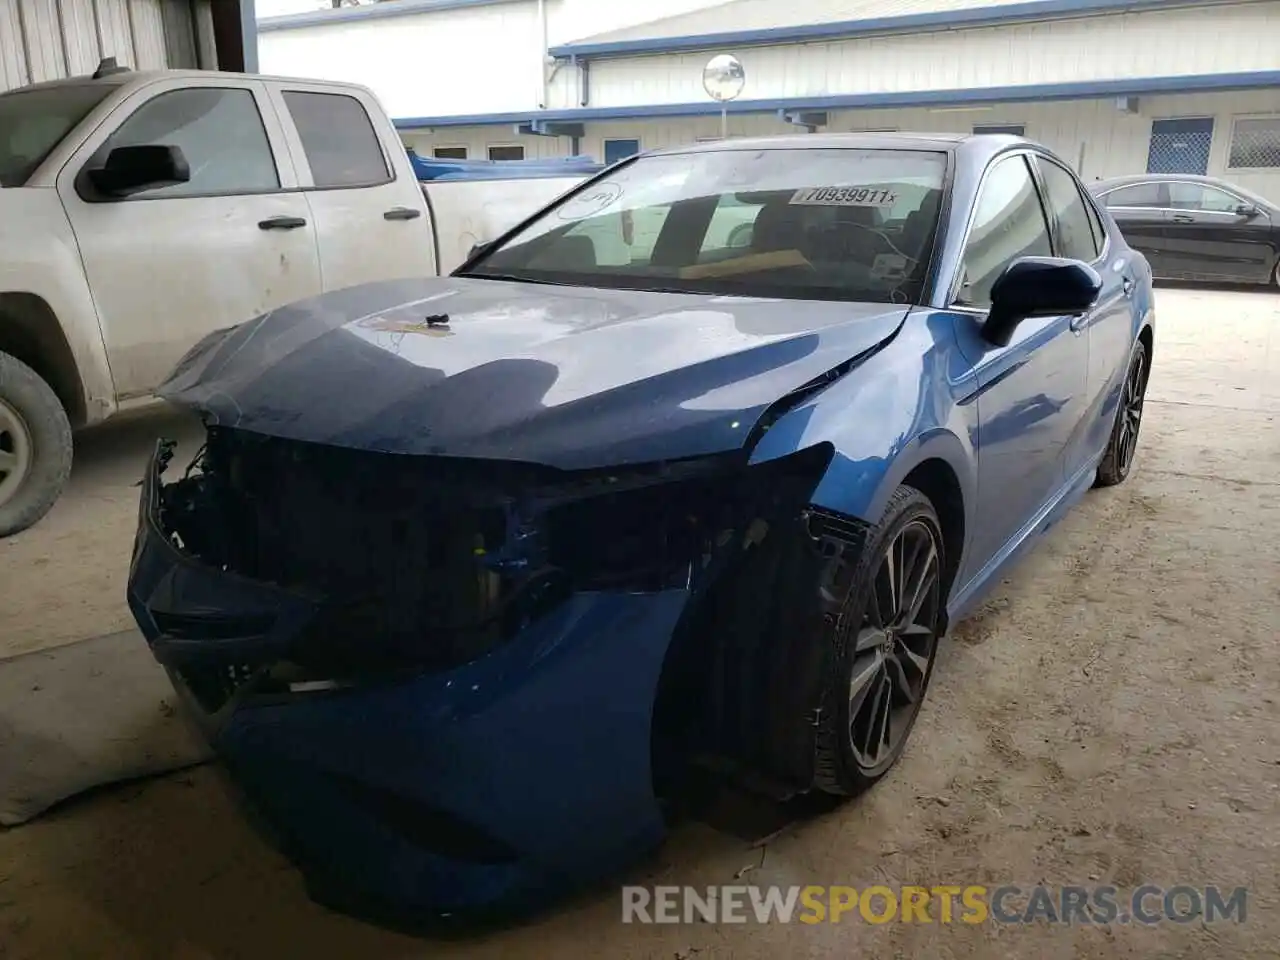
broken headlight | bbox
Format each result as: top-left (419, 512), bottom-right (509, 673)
top-left (540, 445), bottom-right (834, 593)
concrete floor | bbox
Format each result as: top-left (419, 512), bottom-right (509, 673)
top-left (0, 286), bottom-right (1277, 958)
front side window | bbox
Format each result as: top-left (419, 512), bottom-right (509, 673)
top-left (92, 87), bottom-right (278, 198)
top-left (955, 155), bottom-right (1052, 309)
top-left (464, 147), bottom-right (949, 304)
top-left (1102, 182), bottom-right (1164, 209)
top-left (1168, 182), bottom-right (1240, 213)
top-left (1038, 159), bottom-right (1101, 262)
top-left (283, 91), bottom-right (389, 188)
top-left (0, 83), bottom-right (114, 187)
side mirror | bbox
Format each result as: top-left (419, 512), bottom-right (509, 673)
top-left (982, 257), bottom-right (1102, 348)
top-left (87, 144), bottom-right (189, 197)
top-left (1235, 203), bottom-right (1259, 219)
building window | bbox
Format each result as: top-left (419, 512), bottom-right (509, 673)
top-left (973, 124), bottom-right (1025, 136)
top-left (603, 138), bottom-right (640, 165)
top-left (1146, 117), bottom-right (1213, 175)
top-left (487, 144), bottom-right (525, 161)
top-left (1228, 117), bottom-right (1280, 169)
top-left (283, 91), bottom-right (390, 188)
top-left (433, 146), bottom-right (468, 160)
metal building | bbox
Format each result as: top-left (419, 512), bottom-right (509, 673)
top-left (256, 0), bottom-right (1280, 199)
top-left (0, 0), bottom-right (258, 91)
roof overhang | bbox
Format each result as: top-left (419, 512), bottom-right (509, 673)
top-left (395, 70), bottom-right (1280, 129)
top-left (258, 0), bottom-right (521, 33)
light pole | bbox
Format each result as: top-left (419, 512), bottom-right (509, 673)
top-left (702, 54), bottom-right (746, 140)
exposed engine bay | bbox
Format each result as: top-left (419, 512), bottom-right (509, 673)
top-left (140, 425), bottom-right (870, 795)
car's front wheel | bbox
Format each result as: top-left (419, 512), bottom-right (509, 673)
top-left (813, 485), bottom-right (944, 796)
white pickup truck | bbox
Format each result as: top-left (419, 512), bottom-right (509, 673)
top-left (0, 63), bottom-right (595, 537)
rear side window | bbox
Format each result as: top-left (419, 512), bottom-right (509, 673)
top-left (283, 91), bottom-right (390, 188)
top-left (1038, 159), bottom-right (1101, 262)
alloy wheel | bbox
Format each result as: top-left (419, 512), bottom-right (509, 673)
top-left (846, 519), bottom-right (942, 773)
top-left (0, 397), bottom-right (33, 510)
top-left (1115, 350), bottom-right (1147, 476)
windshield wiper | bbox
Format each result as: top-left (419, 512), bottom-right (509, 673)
top-left (455, 271), bottom-right (565, 286)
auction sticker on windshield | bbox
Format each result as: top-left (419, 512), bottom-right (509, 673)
top-left (790, 187), bottom-right (898, 206)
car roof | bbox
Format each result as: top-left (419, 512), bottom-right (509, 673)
top-left (647, 131), bottom-right (1031, 161)
top-left (1093, 173), bottom-right (1230, 188)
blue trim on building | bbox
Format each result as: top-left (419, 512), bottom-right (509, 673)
top-left (548, 0), bottom-right (1204, 59)
top-left (408, 152), bottom-right (604, 181)
top-left (394, 70), bottom-right (1280, 129)
top-left (258, 0), bottom-right (518, 33)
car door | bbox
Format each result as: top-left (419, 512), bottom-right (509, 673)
top-left (56, 76), bottom-right (323, 399)
top-left (264, 81), bottom-right (436, 292)
top-left (1096, 181), bottom-right (1170, 276)
top-left (1160, 181), bottom-right (1277, 282)
top-left (1034, 156), bottom-right (1136, 465)
top-left (949, 153), bottom-right (1090, 585)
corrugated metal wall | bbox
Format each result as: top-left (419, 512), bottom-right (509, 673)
top-left (578, 3), bottom-right (1280, 110)
top-left (0, 0), bottom-right (210, 93)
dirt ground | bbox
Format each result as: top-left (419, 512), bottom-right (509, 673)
top-left (1, 286), bottom-right (1277, 959)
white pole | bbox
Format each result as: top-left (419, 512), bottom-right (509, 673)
top-left (721, 106), bottom-right (728, 140)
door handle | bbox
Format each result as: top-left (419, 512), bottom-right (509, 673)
top-left (258, 215), bottom-right (307, 230)
top-left (383, 207), bottom-right (422, 221)
top-left (1172, 214), bottom-right (1194, 223)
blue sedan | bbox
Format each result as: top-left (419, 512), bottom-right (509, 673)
top-left (127, 133), bottom-right (1154, 925)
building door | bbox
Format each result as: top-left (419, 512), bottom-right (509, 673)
top-left (973, 124), bottom-right (1025, 136)
top-left (604, 138), bottom-right (640, 164)
top-left (1146, 118), bottom-right (1213, 174)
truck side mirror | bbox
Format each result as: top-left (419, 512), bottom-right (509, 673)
top-left (88, 144), bottom-right (190, 197)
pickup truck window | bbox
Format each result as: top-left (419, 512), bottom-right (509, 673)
top-left (0, 83), bottom-right (113, 187)
top-left (90, 87), bottom-right (278, 199)
top-left (282, 91), bottom-right (390, 189)
top-left (463, 147), bottom-right (947, 304)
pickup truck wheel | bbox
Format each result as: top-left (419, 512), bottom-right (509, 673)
top-left (0, 351), bottom-right (73, 538)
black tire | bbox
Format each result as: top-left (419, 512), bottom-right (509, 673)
top-left (1094, 339), bottom-right (1148, 488)
top-left (813, 485), bottom-right (945, 796)
top-left (0, 351), bottom-right (73, 538)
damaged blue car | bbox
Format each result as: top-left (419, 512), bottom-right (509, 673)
top-left (127, 133), bottom-right (1154, 925)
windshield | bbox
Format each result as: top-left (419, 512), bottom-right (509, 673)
top-left (0, 84), bottom-right (113, 187)
top-left (461, 147), bottom-right (948, 303)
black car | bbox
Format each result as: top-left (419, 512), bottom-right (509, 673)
top-left (1089, 174), bottom-right (1280, 285)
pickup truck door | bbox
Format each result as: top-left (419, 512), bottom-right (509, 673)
top-left (55, 75), bottom-right (323, 399)
top-left (263, 81), bottom-right (437, 291)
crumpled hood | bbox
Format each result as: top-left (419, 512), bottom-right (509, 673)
top-left (159, 276), bottom-right (907, 470)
